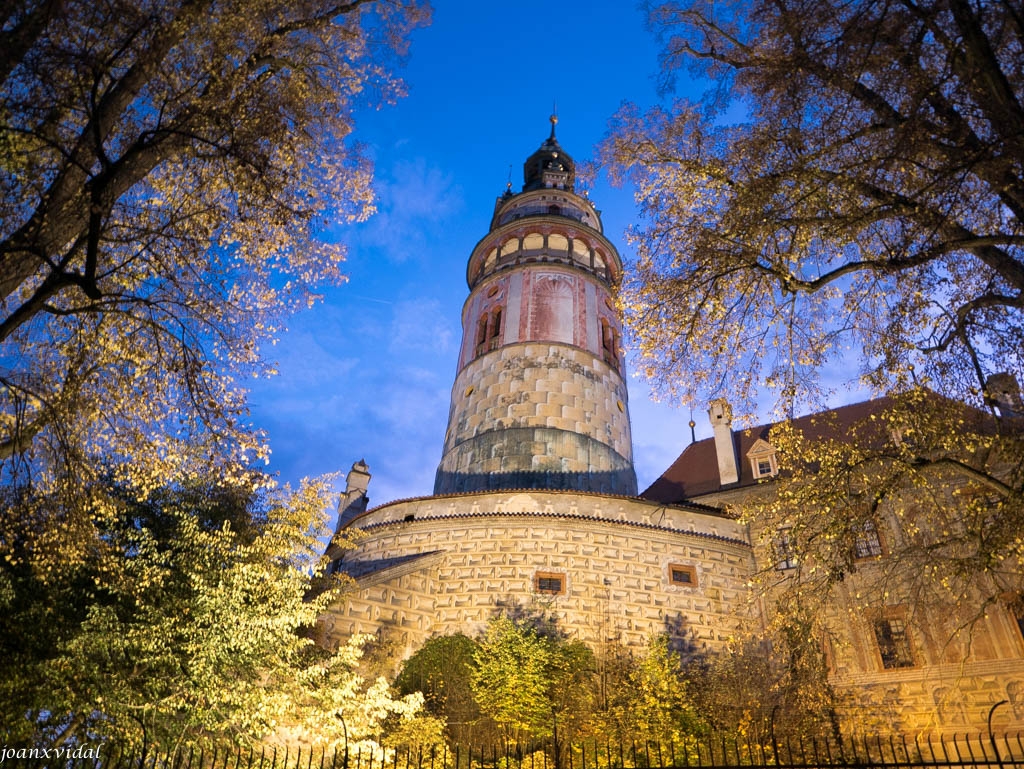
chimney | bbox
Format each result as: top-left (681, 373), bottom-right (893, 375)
top-left (985, 373), bottom-right (1023, 418)
top-left (708, 399), bottom-right (739, 486)
top-left (336, 459), bottom-right (371, 532)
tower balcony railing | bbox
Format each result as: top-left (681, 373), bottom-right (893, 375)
top-left (474, 250), bottom-right (612, 287)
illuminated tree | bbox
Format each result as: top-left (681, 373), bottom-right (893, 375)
top-left (749, 389), bottom-right (1024, 669)
top-left (609, 634), bottom-right (703, 748)
top-left (395, 634), bottom-right (487, 745)
top-left (602, 0), bottom-right (1024, 416)
top-left (0, 0), bottom-right (427, 536)
top-left (0, 3), bottom-right (428, 746)
top-left (0, 477), bottom-right (425, 751)
top-left (470, 616), bottom-right (596, 746)
top-left (601, 0), bottom-right (1024, 700)
top-left (471, 617), bottom-right (556, 744)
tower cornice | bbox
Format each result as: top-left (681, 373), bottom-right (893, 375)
top-left (467, 214), bottom-right (622, 289)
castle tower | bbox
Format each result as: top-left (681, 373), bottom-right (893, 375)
top-left (434, 118), bottom-right (637, 495)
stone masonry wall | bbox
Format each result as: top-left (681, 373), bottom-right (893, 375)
top-left (319, 491), bottom-right (755, 662)
top-left (832, 659), bottom-right (1024, 735)
top-left (737, 487), bottom-right (1024, 735)
top-left (433, 427), bottom-right (636, 495)
top-left (440, 342), bottom-right (632, 476)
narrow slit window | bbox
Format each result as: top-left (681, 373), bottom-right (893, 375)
top-left (774, 529), bottom-right (797, 570)
top-left (476, 316), bottom-right (489, 356)
top-left (1010, 598), bottom-right (1024, 641)
top-left (489, 308), bottom-right (502, 350)
top-left (601, 319), bottom-right (618, 367)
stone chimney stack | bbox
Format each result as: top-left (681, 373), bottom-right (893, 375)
top-left (336, 459), bottom-right (371, 532)
top-left (985, 373), bottom-right (1023, 418)
top-left (708, 400), bottom-right (739, 486)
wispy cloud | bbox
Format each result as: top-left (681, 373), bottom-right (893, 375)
top-left (248, 290), bottom-right (460, 504)
top-left (355, 158), bottom-right (464, 263)
top-left (389, 298), bottom-right (455, 354)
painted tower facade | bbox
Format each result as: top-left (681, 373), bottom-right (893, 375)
top-left (434, 118), bottom-right (637, 496)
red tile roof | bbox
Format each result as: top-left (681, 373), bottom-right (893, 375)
top-left (640, 397), bottom-right (902, 504)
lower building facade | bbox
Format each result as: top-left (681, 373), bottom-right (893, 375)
top-left (317, 488), bottom-right (755, 660)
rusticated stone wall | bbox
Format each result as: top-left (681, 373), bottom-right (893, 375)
top-left (318, 490), bottom-right (754, 661)
top-left (436, 342), bottom-right (635, 494)
top-left (731, 485), bottom-right (1024, 735)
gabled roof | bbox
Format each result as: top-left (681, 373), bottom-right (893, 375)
top-left (640, 397), bottom-right (901, 504)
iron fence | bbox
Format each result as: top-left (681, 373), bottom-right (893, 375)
top-left (15, 732), bottom-right (1024, 769)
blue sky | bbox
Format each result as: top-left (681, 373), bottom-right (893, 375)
top-left (246, 2), bottom-right (716, 505)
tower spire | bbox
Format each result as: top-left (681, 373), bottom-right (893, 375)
top-left (549, 107), bottom-right (558, 140)
top-left (523, 114), bottom-right (574, 192)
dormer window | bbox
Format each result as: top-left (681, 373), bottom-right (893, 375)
top-left (747, 439), bottom-right (778, 479)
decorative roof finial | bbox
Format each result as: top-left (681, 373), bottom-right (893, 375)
top-left (549, 105), bottom-right (558, 140)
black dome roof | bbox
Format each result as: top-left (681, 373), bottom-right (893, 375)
top-left (523, 116), bottom-right (574, 192)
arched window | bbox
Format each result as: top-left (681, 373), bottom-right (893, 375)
top-left (601, 318), bottom-right (618, 368)
top-left (475, 306), bottom-right (504, 356)
top-left (523, 232), bottom-right (544, 251)
top-left (475, 316), bottom-right (489, 356)
top-left (488, 308), bottom-right (502, 351)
